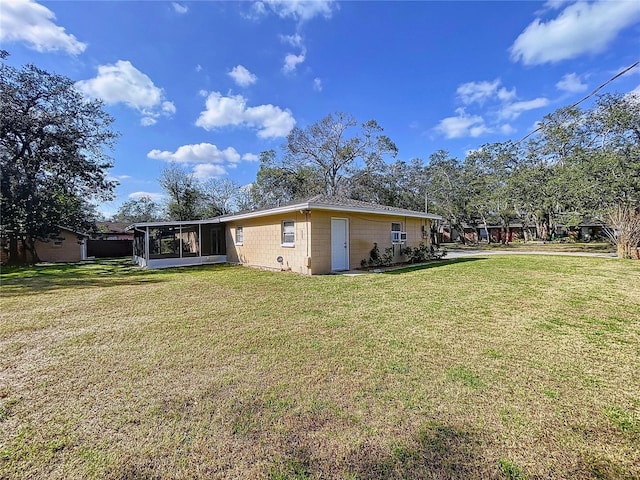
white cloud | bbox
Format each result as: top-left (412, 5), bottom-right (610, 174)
top-left (242, 153), bottom-right (259, 162)
top-left (195, 64), bottom-right (203, 73)
top-left (283, 52), bottom-right (306, 74)
top-left (435, 109), bottom-right (491, 139)
top-left (258, 0), bottom-right (335, 22)
top-left (228, 65), bottom-right (258, 87)
top-left (192, 164), bottom-right (227, 180)
top-left (457, 79), bottom-right (501, 105)
top-left (172, 2), bottom-right (188, 14)
top-left (196, 91), bottom-right (295, 138)
top-left (76, 60), bottom-right (175, 126)
top-left (456, 79), bottom-right (516, 105)
top-left (148, 143), bottom-right (242, 165)
top-left (0, 0), bottom-right (87, 55)
top-left (510, 1), bottom-right (640, 65)
top-left (313, 78), bottom-right (323, 92)
top-left (556, 73), bottom-right (588, 93)
top-left (129, 191), bottom-right (165, 201)
top-left (498, 98), bottom-right (549, 120)
top-left (280, 33), bottom-right (304, 47)
top-left (500, 124), bottom-right (517, 135)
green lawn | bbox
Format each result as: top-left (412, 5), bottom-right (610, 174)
top-left (1, 256), bottom-right (639, 479)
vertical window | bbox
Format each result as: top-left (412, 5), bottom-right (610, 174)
top-left (235, 226), bottom-right (244, 245)
top-left (391, 222), bottom-right (402, 232)
top-left (282, 220), bottom-right (295, 246)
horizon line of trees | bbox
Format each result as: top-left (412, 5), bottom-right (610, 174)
top-left (119, 96), bottom-right (640, 258)
top-left (2, 52), bottom-right (638, 264)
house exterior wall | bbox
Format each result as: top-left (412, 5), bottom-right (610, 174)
top-left (224, 210), bottom-right (432, 275)
top-left (35, 230), bottom-right (84, 263)
top-left (310, 211), bottom-right (431, 273)
top-left (225, 211), bottom-right (312, 275)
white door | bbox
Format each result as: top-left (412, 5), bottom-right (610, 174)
top-left (331, 218), bottom-right (349, 271)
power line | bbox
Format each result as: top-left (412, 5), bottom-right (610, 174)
top-left (516, 60), bottom-right (640, 144)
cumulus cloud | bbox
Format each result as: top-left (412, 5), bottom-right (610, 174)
top-left (242, 153), bottom-right (260, 162)
top-left (435, 78), bottom-right (549, 138)
top-left (556, 73), bottom-right (588, 93)
top-left (0, 0), bottom-right (86, 55)
top-left (129, 191), bottom-right (165, 201)
top-left (195, 91), bottom-right (295, 138)
top-left (228, 65), bottom-right (257, 87)
top-left (280, 33), bottom-right (304, 47)
top-left (510, 1), bottom-right (640, 65)
top-left (456, 79), bottom-right (516, 105)
top-left (498, 98), bottom-right (550, 121)
top-left (193, 164), bottom-right (227, 180)
top-left (148, 143), bottom-right (242, 165)
top-left (283, 52), bottom-right (306, 74)
top-left (435, 109), bottom-right (491, 139)
top-left (252, 0), bottom-right (335, 22)
top-left (76, 60), bottom-right (175, 126)
top-left (172, 2), bottom-right (188, 14)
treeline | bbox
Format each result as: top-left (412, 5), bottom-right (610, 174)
top-left (126, 95), bottom-right (639, 258)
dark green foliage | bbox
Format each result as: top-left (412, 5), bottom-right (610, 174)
top-left (1, 60), bottom-right (118, 264)
top-left (113, 195), bottom-right (164, 223)
top-left (401, 242), bottom-right (447, 263)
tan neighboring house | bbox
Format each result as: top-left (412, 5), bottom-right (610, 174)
top-left (1, 227), bottom-right (88, 264)
top-left (127, 195), bottom-right (442, 274)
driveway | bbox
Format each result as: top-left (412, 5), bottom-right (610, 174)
top-left (443, 248), bottom-right (618, 259)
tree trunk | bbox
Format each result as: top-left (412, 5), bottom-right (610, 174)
top-left (7, 237), bottom-right (20, 266)
top-left (480, 215), bottom-right (490, 244)
top-left (24, 237), bottom-right (40, 264)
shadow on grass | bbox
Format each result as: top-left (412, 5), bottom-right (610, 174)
top-left (0, 258), bottom-right (169, 296)
top-left (268, 420), bottom-right (495, 479)
top-left (382, 257), bottom-right (487, 274)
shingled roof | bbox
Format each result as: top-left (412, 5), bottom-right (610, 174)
top-left (221, 195), bottom-right (442, 221)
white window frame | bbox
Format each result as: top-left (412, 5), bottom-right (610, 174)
top-left (391, 222), bottom-right (407, 244)
top-left (235, 226), bottom-right (244, 246)
top-left (282, 220), bottom-right (295, 247)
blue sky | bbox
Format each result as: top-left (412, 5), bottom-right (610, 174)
top-left (2, 0), bottom-right (639, 216)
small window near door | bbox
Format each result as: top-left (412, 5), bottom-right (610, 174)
top-left (282, 220), bottom-right (295, 246)
top-left (235, 226), bottom-right (243, 245)
top-left (391, 222), bottom-right (402, 232)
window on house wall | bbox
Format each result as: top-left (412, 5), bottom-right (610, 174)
top-left (391, 222), bottom-right (407, 243)
top-left (282, 220), bottom-right (295, 246)
top-left (236, 226), bottom-right (243, 245)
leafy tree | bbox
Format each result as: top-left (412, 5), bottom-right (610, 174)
top-left (351, 158), bottom-right (429, 211)
top-left (285, 112), bottom-right (398, 196)
top-left (426, 150), bottom-right (473, 243)
top-left (1, 59), bottom-right (118, 264)
top-left (113, 195), bottom-right (164, 223)
top-left (250, 149), bottom-right (324, 208)
top-left (158, 163), bottom-right (202, 221)
top-left (465, 142), bottom-right (519, 244)
top-left (530, 93), bottom-right (640, 256)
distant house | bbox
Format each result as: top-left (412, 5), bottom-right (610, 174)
top-left (88, 222), bottom-right (134, 258)
top-left (127, 195), bottom-right (442, 274)
top-left (1, 227), bottom-right (88, 265)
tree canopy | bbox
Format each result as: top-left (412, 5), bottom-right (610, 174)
top-left (1, 59), bottom-right (118, 264)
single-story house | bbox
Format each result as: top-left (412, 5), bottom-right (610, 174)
top-left (1, 226), bottom-right (88, 264)
top-left (126, 195), bottom-right (442, 274)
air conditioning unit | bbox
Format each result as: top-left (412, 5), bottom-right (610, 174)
top-left (391, 231), bottom-right (407, 244)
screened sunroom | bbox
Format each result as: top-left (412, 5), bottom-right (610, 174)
top-left (127, 220), bottom-right (227, 269)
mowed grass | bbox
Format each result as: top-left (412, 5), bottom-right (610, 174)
top-left (1, 256), bottom-right (639, 479)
